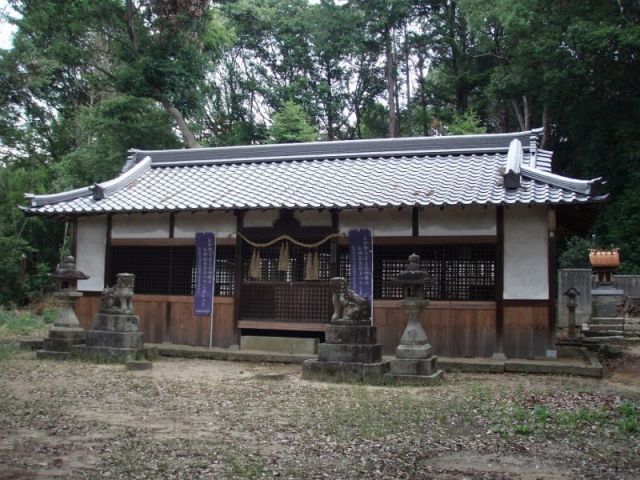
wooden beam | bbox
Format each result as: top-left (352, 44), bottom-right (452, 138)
top-left (412, 206), bottom-right (419, 236)
top-left (104, 215), bottom-right (112, 287)
top-left (330, 209), bottom-right (339, 277)
top-left (111, 238), bottom-right (235, 246)
top-left (238, 320), bottom-right (327, 332)
top-left (233, 210), bottom-right (246, 345)
top-left (548, 206), bottom-right (557, 352)
top-left (495, 206), bottom-right (505, 356)
top-left (337, 235), bottom-right (497, 246)
top-left (169, 212), bottom-right (175, 238)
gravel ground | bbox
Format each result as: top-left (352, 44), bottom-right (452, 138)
top-left (0, 345), bottom-right (638, 479)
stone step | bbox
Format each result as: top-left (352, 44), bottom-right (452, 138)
top-left (36, 350), bottom-right (72, 361)
top-left (585, 323), bottom-right (624, 332)
top-left (590, 317), bottom-right (625, 325)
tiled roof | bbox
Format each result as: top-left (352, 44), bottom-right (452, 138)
top-left (23, 129), bottom-right (605, 216)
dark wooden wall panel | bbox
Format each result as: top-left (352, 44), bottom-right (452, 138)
top-left (75, 294), bottom-right (235, 349)
top-left (74, 296), bottom-right (100, 330)
top-left (373, 300), bottom-right (496, 357)
top-left (133, 299), bottom-right (166, 344)
top-left (503, 305), bottom-right (549, 359)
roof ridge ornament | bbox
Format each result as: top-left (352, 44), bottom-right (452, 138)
top-left (503, 139), bottom-right (523, 189)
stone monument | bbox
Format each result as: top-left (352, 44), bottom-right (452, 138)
top-left (384, 253), bottom-right (443, 385)
top-left (37, 256), bottom-right (89, 360)
top-left (74, 273), bottom-right (155, 364)
top-left (302, 277), bottom-right (389, 383)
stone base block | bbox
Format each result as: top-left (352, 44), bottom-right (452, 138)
top-left (240, 335), bottom-right (318, 354)
top-left (592, 291), bottom-right (625, 317)
top-left (72, 345), bottom-right (156, 363)
top-left (86, 330), bottom-right (143, 349)
top-left (325, 325), bottom-right (377, 345)
top-left (318, 343), bottom-right (382, 363)
top-left (389, 356), bottom-right (439, 376)
top-left (36, 350), bottom-right (73, 361)
top-left (43, 337), bottom-right (83, 352)
top-left (302, 359), bottom-right (390, 384)
top-left (384, 370), bottom-right (444, 386)
top-left (92, 313), bottom-right (140, 333)
top-left (47, 327), bottom-right (85, 340)
top-left (126, 360), bottom-right (153, 371)
top-left (396, 343), bottom-right (432, 359)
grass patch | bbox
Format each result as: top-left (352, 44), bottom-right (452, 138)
top-left (0, 307), bottom-right (57, 337)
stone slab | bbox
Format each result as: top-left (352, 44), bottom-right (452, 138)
top-left (72, 345), bottom-right (156, 363)
top-left (389, 356), bottom-right (438, 376)
top-left (325, 325), bottom-right (378, 345)
top-left (240, 335), bottom-right (318, 355)
top-left (47, 327), bottom-right (85, 340)
top-left (301, 359), bottom-right (390, 384)
top-left (592, 292), bottom-right (625, 317)
top-left (396, 343), bottom-right (432, 359)
top-left (318, 343), bottom-right (382, 363)
top-left (43, 337), bottom-right (83, 352)
top-left (438, 358), bottom-right (504, 373)
top-left (126, 360), bottom-right (153, 371)
top-left (92, 313), bottom-right (140, 333)
top-left (36, 350), bottom-right (72, 361)
top-left (20, 339), bottom-right (44, 350)
top-left (384, 370), bottom-right (444, 386)
top-left (85, 331), bottom-right (144, 349)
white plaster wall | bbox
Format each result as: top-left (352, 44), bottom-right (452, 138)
top-left (112, 213), bottom-right (169, 238)
top-left (244, 210), bottom-right (279, 228)
top-left (420, 206), bottom-right (496, 236)
top-left (504, 206), bottom-right (549, 299)
top-left (294, 210), bottom-right (331, 227)
top-left (76, 216), bottom-right (107, 292)
top-left (174, 211), bottom-right (236, 239)
top-left (339, 208), bottom-right (411, 236)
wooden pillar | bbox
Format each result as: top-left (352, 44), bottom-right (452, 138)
top-left (412, 206), bottom-right (419, 237)
top-left (103, 214), bottom-right (112, 287)
top-left (233, 210), bottom-right (245, 345)
top-left (330, 209), bottom-right (340, 277)
top-left (547, 207), bottom-right (557, 353)
top-left (494, 206), bottom-right (505, 358)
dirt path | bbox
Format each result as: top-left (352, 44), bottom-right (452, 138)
top-left (0, 349), bottom-right (638, 479)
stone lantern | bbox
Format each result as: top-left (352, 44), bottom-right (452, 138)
top-left (563, 287), bottom-right (580, 340)
top-left (385, 253), bottom-right (443, 384)
top-left (37, 256), bottom-right (89, 360)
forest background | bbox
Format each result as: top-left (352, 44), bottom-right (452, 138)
top-left (0, 0), bottom-right (638, 306)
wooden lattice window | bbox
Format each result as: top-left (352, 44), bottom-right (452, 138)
top-left (371, 245), bottom-right (496, 301)
top-left (110, 245), bottom-right (235, 296)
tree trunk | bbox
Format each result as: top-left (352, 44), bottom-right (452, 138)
top-left (523, 95), bottom-right (531, 131)
top-left (160, 98), bottom-right (200, 148)
top-left (511, 98), bottom-right (525, 130)
top-left (541, 104), bottom-right (551, 150)
top-left (417, 57), bottom-right (428, 136)
top-left (404, 23), bottom-right (411, 135)
top-left (385, 24), bottom-right (399, 138)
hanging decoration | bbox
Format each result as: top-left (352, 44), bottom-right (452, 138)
top-left (237, 231), bottom-right (343, 249)
top-left (304, 250), bottom-right (320, 281)
top-left (248, 248), bottom-right (262, 280)
top-left (278, 241), bottom-right (290, 272)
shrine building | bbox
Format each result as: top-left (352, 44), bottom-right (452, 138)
top-left (23, 129), bottom-right (605, 358)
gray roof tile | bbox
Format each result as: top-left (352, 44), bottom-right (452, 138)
top-left (23, 130), bottom-right (605, 216)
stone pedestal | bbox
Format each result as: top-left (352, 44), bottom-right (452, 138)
top-left (74, 312), bottom-right (154, 363)
top-left (302, 323), bottom-right (389, 384)
top-left (37, 291), bottom-right (85, 361)
top-left (592, 287), bottom-right (625, 317)
top-left (384, 296), bottom-right (443, 385)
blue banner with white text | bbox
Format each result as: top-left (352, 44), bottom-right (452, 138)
top-left (194, 232), bottom-right (216, 316)
top-left (348, 228), bottom-right (373, 306)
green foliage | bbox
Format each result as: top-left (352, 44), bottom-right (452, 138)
top-left (269, 102), bottom-right (316, 143)
top-left (558, 236), bottom-right (595, 269)
top-left (0, 308), bottom-right (53, 336)
top-left (53, 95), bottom-right (180, 188)
top-left (446, 109), bottom-right (487, 135)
